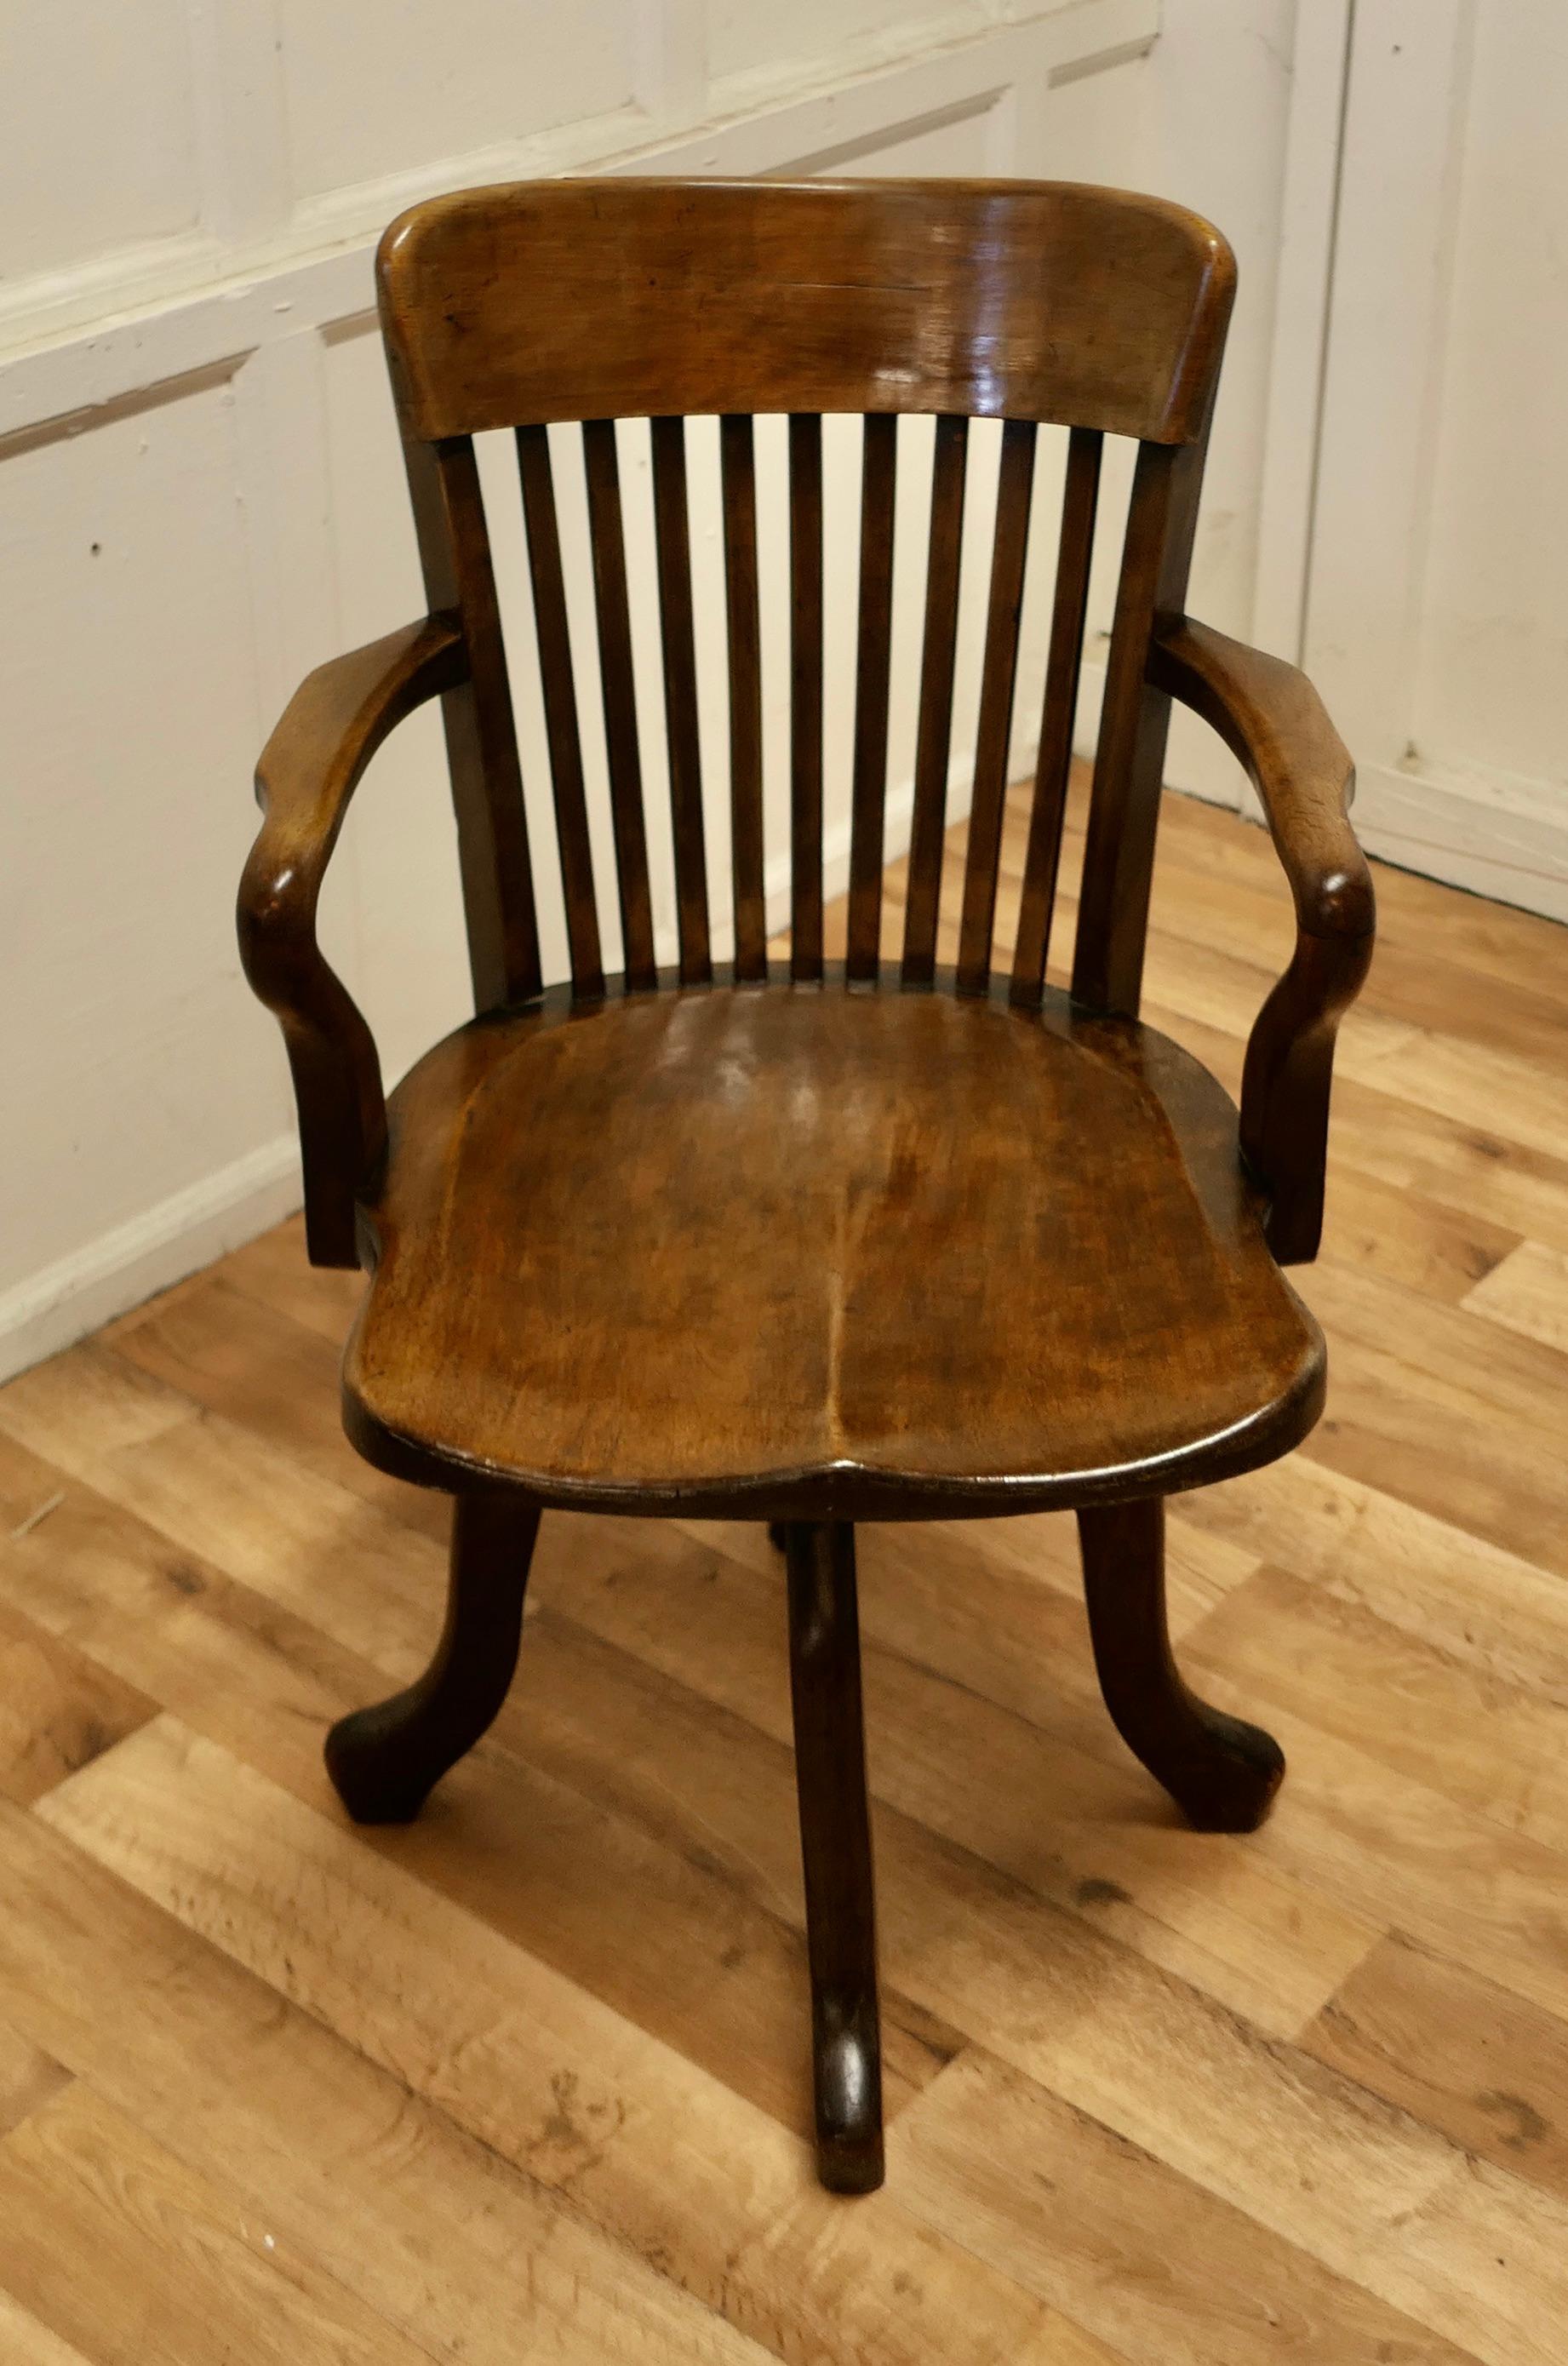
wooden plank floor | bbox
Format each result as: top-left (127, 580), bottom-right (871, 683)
top-left (5, 772), bottom-right (1568, 2362)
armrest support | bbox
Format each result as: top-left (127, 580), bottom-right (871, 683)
top-left (1148, 616), bottom-right (1375, 1263)
top-left (237, 616), bottom-right (467, 1266)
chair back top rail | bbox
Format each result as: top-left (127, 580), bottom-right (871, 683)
top-left (380, 177), bottom-right (1233, 443)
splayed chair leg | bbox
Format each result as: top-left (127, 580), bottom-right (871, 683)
top-left (783, 1520), bottom-right (884, 2194)
top-left (1077, 1496), bottom-right (1285, 1833)
top-left (325, 1492), bottom-right (540, 1824)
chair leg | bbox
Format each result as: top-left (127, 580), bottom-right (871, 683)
top-left (1077, 1496), bottom-right (1284, 1833)
top-left (325, 1492), bottom-right (540, 1825)
top-left (783, 1520), bottom-right (884, 2195)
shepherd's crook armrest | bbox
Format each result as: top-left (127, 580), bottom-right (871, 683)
top-left (1149, 617), bottom-right (1376, 1263)
top-left (237, 616), bottom-right (468, 1267)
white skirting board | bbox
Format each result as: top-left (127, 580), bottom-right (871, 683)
top-left (1350, 759), bottom-right (1568, 925)
top-left (0, 1137), bottom-right (302, 1387)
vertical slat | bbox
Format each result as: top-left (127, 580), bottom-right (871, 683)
top-left (789, 412), bottom-right (825, 982)
top-left (845, 413), bottom-right (899, 981)
top-left (401, 433), bottom-right (541, 1008)
top-left (516, 424), bottom-right (604, 1000)
top-left (1072, 423), bottom-right (1209, 1015)
top-left (956, 418), bottom-right (1037, 994)
top-left (1010, 427), bottom-right (1103, 1006)
top-left (721, 415), bottom-right (767, 982)
top-left (901, 415), bottom-right (969, 985)
top-left (650, 414), bottom-right (712, 985)
top-left (581, 419), bottom-right (657, 989)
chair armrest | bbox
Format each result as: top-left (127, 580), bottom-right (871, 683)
top-left (237, 616), bottom-right (467, 1266)
top-left (1148, 616), bottom-right (1375, 1263)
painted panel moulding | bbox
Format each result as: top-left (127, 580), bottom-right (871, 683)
top-left (0, 0), bottom-right (1158, 415)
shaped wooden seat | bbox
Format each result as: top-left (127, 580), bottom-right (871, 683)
top-left (345, 982), bottom-right (1323, 1515)
top-left (238, 176), bottom-right (1374, 2198)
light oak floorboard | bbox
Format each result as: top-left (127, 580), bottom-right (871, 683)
top-left (896, 2046), bottom-right (1479, 2366)
top-left (1465, 1236), bottom-right (1568, 1355)
top-left (0, 2080), bottom-right (441, 2366)
top-left (37, 1722), bottom-right (1117, 2366)
top-left (1303, 1933), bottom-right (1568, 2208)
top-left (0, 2290), bottom-right (96, 2366)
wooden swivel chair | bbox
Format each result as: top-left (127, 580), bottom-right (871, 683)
top-left (238, 178), bottom-right (1375, 2196)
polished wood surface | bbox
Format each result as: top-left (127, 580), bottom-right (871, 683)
top-left (784, 1521), bottom-right (884, 2193)
top-left (1010, 424), bottom-right (1102, 1003)
top-left (581, 415), bottom-right (658, 988)
top-left (1078, 1496), bottom-right (1284, 1832)
top-left (403, 433), bottom-right (542, 1010)
top-left (846, 413), bottom-right (900, 982)
top-left (788, 408), bottom-right (825, 982)
top-left (901, 411), bottom-right (969, 984)
top-left (956, 417), bottom-right (1037, 994)
top-left (234, 174), bottom-right (1375, 2197)
top-left (243, 176), bottom-right (1365, 1300)
top-left (343, 982), bottom-right (1321, 1515)
top-left (650, 413), bottom-right (712, 986)
top-left (237, 615), bottom-right (466, 1265)
top-left (719, 412), bottom-right (767, 983)
top-left (1070, 431), bottom-right (1209, 1017)
top-left (6, 784), bottom-right (1568, 2357)
top-left (379, 178), bottom-right (1234, 441)
top-left (323, 1491), bottom-right (539, 1825)
top-left (1150, 616), bottom-right (1376, 1263)
top-left (516, 423), bottom-right (604, 998)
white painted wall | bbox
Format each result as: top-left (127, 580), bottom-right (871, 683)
top-left (1416, 6), bottom-right (1568, 798)
top-left (1265, 1), bottom-right (1568, 920)
top-left (0, 0), bottom-right (1304, 1378)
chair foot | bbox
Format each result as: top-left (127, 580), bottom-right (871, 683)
top-left (783, 1521), bottom-right (884, 2194)
top-left (325, 1494), bottom-right (540, 1825)
top-left (1077, 1498), bottom-right (1284, 1833)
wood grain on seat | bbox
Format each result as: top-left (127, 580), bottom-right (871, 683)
top-left (343, 982), bottom-right (1322, 1516)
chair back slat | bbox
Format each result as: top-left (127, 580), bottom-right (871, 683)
top-left (901, 415), bottom-right (969, 985)
top-left (516, 424), bottom-right (604, 998)
top-left (1010, 427), bottom-right (1103, 1006)
top-left (402, 433), bottom-right (541, 1008)
top-left (1071, 427), bottom-right (1207, 1015)
top-left (845, 414), bottom-right (899, 980)
top-left (650, 415), bottom-right (712, 985)
top-left (581, 419), bottom-right (658, 988)
top-left (789, 412), bottom-right (826, 982)
top-left (720, 415), bottom-right (768, 982)
top-left (956, 419), bottom-right (1037, 994)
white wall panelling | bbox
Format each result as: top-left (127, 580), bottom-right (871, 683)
top-left (0, 0), bottom-right (203, 284)
top-left (6, 0), bottom-right (1333, 1380)
top-left (1298, 0), bottom-right (1568, 919)
top-left (1252, 0), bottom-right (1351, 667)
top-left (1303, 3), bottom-right (1477, 868)
top-left (0, 364), bottom-right (297, 1377)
